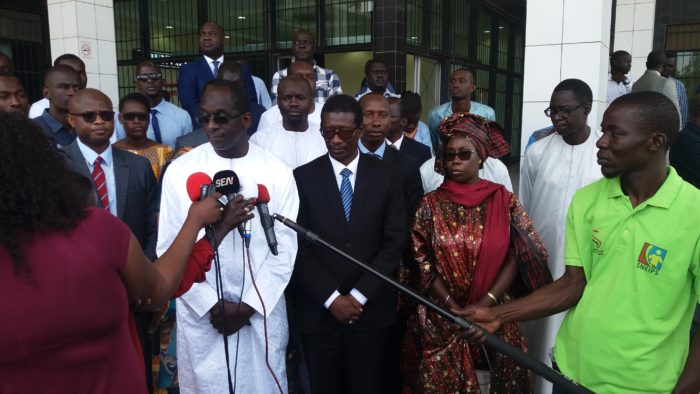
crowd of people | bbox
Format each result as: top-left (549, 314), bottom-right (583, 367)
top-left (1, 20), bottom-right (699, 394)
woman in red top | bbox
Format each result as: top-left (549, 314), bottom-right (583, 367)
top-left (0, 112), bottom-right (224, 393)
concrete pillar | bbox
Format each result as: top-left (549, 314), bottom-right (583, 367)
top-left (373, 0), bottom-right (407, 92)
top-left (520, 0), bottom-right (613, 157)
top-left (47, 0), bottom-right (119, 108)
top-left (613, 0), bottom-right (657, 80)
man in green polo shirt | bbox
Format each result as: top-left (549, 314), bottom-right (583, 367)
top-left (459, 91), bottom-right (700, 393)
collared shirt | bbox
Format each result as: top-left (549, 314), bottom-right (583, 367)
top-left (203, 54), bottom-right (224, 77)
top-left (325, 150), bottom-right (366, 307)
top-left (606, 73), bottom-right (632, 103)
top-left (358, 140), bottom-right (387, 159)
top-left (671, 76), bottom-right (689, 127)
top-left (28, 97), bottom-right (49, 119)
top-left (354, 81), bottom-right (401, 101)
top-left (412, 121), bottom-right (434, 155)
top-left (115, 99), bottom-right (193, 148)
top-left (76, 138), bottom-right (118, 216)
top-left (270, 64), bottom-right (343, 103)
top-left (387, 134), bottom-right (404, 150)
top-left (33, 109), bottom-right (76, 147)
top-left (555, 167), bottom-right (700, 393)
top-left (252, 75), bottom-right (272, 109)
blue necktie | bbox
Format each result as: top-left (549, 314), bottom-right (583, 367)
top-left (212, 60), bottom-right (220, 77)
top-left (150, 108), bottom-right (162, 143)
top-left (340, 168), bottom-right (353, 222)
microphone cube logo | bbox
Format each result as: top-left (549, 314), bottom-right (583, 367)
top-left (636, 242), bottom-right (667, 275)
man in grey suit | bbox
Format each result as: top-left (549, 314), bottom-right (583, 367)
top-left (62, 88), bottom-right (159, 392)
top-left (632, 51), bottom-right (680, 111)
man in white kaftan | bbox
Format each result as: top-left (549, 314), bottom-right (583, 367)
top-left (250, 121), bottom-right (327, 169)
top-left (519, 79), bottom-right (602, 394)
top-left (158, 78), bottom-right (299, 393)
top-left (250, 76), bottom-right (327, 169)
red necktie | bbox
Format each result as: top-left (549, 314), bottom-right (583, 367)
top-left (92, 156), bottom-right (110, 210)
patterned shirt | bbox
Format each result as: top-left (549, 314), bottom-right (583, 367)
top-left (270, 64), bottom-right (342, 104)
top-left (671, 77), bottom-right (689, 127)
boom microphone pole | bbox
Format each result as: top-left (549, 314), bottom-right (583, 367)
top-left (272, 214), bottom-right (593, 394)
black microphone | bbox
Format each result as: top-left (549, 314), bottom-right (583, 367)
top-left (212, 170), bottom-right (258, 248)
top-left (256, 184), bottom-right (278, 255)
top-left (272, 214), bottom-right (319, 243)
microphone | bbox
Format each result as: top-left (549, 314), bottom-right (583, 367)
top-left (186, 172), bottom-right (213, 202)
top-left (212, 170), bottom-right (258, 247)
top-left (256, 184), bottom-right (278, 256)
top-left (272, 214), bottom-right (319, 243)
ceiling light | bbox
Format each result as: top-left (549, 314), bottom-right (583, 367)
top-left (237, 16), bottom-right (246, 20)
top-left (410, 36), bottom-right (418, 40)
top-left (483, 30), bottom-right (491, 34)
top-left (165, 25), bottom-right (174, 29)
top-left (225, 35), bottom-right (230, 39)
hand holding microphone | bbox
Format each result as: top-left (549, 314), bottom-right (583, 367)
top-left (212, 170), bottom-right (258, 247)
top-left (185, 172), bottom-right (223, 228)
top-left (214, 194), bottom-right (255, 241)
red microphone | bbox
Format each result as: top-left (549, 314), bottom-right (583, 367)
top-left (186, 172), bottom-right (213, 202)
top-left (256, 184), bottom-right (278, 255)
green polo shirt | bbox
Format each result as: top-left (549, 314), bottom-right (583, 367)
top-left (554, 167), bottom-right (700, 393)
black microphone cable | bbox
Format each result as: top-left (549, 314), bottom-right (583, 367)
top-left (209, 226), bottom-right (235, 394)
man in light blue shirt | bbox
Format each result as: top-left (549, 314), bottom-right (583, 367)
top-left (428, 67), bottom-right (495, 153)
top-left (115, 61), bottom-right (192, 148)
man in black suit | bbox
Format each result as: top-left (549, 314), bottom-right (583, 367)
top-left (292, 94), bottom-right (406, 394)
top-left (62, 89), bottom-right (159, 391)
top-left (387, 97), bottom-right (431, 165)
top-left (359, 93), bottom-right (424, 219)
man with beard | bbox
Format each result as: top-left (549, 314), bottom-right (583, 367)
top-left (462, 91), bottom-right (700, 394)
top-left (250, 76), bottom-right (327, 169)
top-left (0, 72), bottom-right (29, 116)
top-left (427, 67), bottom-right (495, 154)
top-left (116, 61), bottom-right (192, 148)
top-left (33, 65), bottom-right (83, 146)
top-left (518, 79), bottom-right (601, 394)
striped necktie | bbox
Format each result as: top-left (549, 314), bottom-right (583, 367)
top-left (212, 60), bottom-right (220, 77)
top-left (339, 168), bottom-right (353, 222)
top-left (92, 156), bottom-right (109, 210)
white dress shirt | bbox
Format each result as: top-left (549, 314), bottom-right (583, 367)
top-left (203, 54), bottom-right (224, 77)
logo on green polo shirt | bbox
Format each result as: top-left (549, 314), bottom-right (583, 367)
top-left (636, 242), bottom-right (667, 274)
top-left (592, 229), bottom-right (603, 255)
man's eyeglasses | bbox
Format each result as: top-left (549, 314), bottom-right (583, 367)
top-left (197, 112), bottom-right (244, 125)
top-left (122, 112), bottom-right (149, 121)
top-left (544, 105), bottom-right (584, 118)
top-left (70, 111), bottom-right (115, 123)
top-left (443, 150), bottom-right (475, 161)
top-left (320, 127), bottom-right (357, 140)
top-left (135, 73), bottom-right (162, 82)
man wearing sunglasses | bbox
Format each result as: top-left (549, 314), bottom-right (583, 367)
top-left (61, 88), bottom-right (159, 391)
top-left (159, 79), bottom-right (300, 394)
top-left (518, 78), bottom-right (602, 394)
top-left (115, 61), bottom-right (192, 149)
top-left (33, 65), bottom-right (83, 147)
top-left (292, 94), bottom-right (406, 394)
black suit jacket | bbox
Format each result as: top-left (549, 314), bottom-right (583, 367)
top-left (670, 122), bottom-right (700, 189)
top-left (292, 153), bottom-right (407, 334)
top-left (399, 137), bottom-right (431, 166)
top-left (383, 146), bottom-right (424, 221)
top-left (62, 141), bottom-right (159, 260)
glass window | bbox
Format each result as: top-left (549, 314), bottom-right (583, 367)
top-left (406, 0), bottom-right (441, 50)
top-left (512, 76), bottom-right (523, 154)
top-left (494, 73), bottom-right (507, 126)
top-left (148, 0), bottom-right (199, 57)
top-left (452, 1), bottom-right (470, 58)
top-left (475, 68), bottom-right (489, 104)
top-left (429, 0), bottom-right (443, 50)
top-left (514, 30), bottom-right (524, 74)
top-left (325, 0), bottom-right (372, 45)
top-left (406, 0), bottom-right (422, 47)
top-left (209, 0), bottom-right (267, 52)
top-left (115, 0), bottom-right (142, 62)
top-left (276, 0), bottom-right (316, 49)
top-left (476, 8), bottom-right (492, 65)
top-left (497, 23), bottom-right (509, 70)
top-left (417, 56), bottom-right (441, 121)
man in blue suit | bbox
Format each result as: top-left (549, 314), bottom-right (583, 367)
top-left (178, 22), bottom-right (257, 124)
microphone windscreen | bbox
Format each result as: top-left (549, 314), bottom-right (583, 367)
top-left (257, 184), bottom-right (271, 204)
top-left (212, 170), bottom-right (240, 196)
top-left (239, 174), bottom-right (259, 200)
top-left (186, 172), bottom-right (213, 202)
